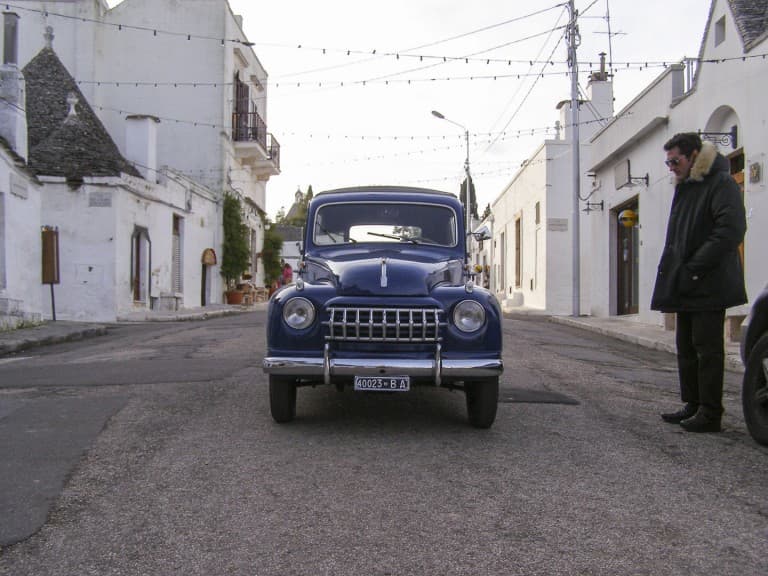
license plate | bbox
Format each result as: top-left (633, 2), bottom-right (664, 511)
top-left (354, 375), bottom-right (410, 392)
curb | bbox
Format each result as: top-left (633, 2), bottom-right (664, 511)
top-left (0, 325), bottom-right (108, 357)
top-left (550, 316), bottom-right (677, 354)
top-left (549, 316), bottom-right (744, 373)
top-left (115, 303), bottom-right (267, 323)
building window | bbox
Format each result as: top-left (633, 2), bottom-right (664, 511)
top-left (172, 215), bottom-right (183, 294)
top-left (0, 193), bottom-right (5, 289)
top-left (715, 16), bottom-right (726, 46)
top-left (535, 201), bottom-right (541, 225)
top-left (3, 12), bottom-right (19, 66)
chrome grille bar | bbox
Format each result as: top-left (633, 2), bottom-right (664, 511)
top-left (324, 307), bottom-right (442, 342)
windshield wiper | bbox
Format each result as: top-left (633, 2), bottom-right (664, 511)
top-left (367, 232), bottom-right (420, 244)
top-left (317, 224), bottom-right (339, 244)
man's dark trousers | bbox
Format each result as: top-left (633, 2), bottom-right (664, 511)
top-left (675, 309), bottom-right (726, 416)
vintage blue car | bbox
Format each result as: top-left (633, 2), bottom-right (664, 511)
top-left (262, 186), bottom-right (503, 428)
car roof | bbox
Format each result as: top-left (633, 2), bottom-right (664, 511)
top-left (315, 185), bottom-right (456, 199)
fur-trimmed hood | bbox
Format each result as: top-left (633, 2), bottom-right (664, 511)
top-left (688, 140), bottom-right (723, 182)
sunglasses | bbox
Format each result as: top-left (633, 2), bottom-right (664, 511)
top-left (665, 156), bottom-right (684, 167)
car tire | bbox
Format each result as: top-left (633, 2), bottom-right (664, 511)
top-left (269, 375), bottom-right (297, 423)
top-left (465, 377), bottom-right (499, 429)
top-left (742, 333), bottom-right (768, 446)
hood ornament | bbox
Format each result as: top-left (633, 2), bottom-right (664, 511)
top-left (380, 257), bottom-right (388, 288)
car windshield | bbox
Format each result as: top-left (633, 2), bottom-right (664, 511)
top-left (313, 202), bottom-right (457, 247)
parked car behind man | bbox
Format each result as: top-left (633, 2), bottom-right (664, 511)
top-left (741, 283), bottom-right (768, 445)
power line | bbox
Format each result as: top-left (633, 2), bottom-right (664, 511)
top-left (360, 25), bottom-right (569, 85)
top-left (3, 2), bottom-right (254, 47)
top-left (485, 4), bottom-right (569, 143)
top-left (268, 3), bottom-right (569, 79)
top-left (484, 22), bottom-right (568, 154)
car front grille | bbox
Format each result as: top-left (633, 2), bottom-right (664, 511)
top-left (324, 307), bottom-right (443, 342)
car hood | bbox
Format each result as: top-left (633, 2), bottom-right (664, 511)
top-left (306, 252), bottom-right (464, 296)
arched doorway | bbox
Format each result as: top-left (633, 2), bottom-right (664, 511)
top-left (201, 248), bottom-right (217, 306)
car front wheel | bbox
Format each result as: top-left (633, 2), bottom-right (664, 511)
top-left (465, 377), bottom-right (499, 429)
top-left (269, 375), bottom-right (297, 423)
top-left (743, 333), bottom-right (768, 446)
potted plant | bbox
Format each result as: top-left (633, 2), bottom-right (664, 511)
top-left (221, 193), bottom-right (250, 304)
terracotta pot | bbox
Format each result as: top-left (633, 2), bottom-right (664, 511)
top-left (225, 290), bottom-right (244, 305)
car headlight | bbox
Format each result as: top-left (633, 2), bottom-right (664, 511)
top-left (283, 297), bottom-right (316, 329)
top-left (453, 300), bottom-right (485, 333)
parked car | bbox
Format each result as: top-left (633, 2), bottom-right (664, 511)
top-left (740, 283), bottom-right (768, 445)
top-left (262, 186), bottom-right (504, 428)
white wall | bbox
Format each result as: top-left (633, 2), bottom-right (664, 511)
top-left (38, 172), bottom-right (222, 322)
top-left (40, 180), bottom-right (118, 322)
top-left (588, 67), bottom-right (686, 323)
top-left (0, 155), bottom-right (42, 328)
top-left (587, 0), bottom-right (768, 323)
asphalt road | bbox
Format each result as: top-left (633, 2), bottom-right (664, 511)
top-left (0, 312), bottom-right (766, 576)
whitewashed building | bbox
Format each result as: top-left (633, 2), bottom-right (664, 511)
top-left (586, 0), bottom-right (767, 339)
top-left (489, 67), bottom-right (614, 314)
top-left (0, 0), bottom-right (278, 321)
top-left (22, 35), bottom-right (223, 321)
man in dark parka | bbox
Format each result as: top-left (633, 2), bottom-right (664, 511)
top-left (652, 132), bottom-right (747, 433)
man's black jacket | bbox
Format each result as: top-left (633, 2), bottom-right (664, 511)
top-left (651, 141), bottom-right (747, 312)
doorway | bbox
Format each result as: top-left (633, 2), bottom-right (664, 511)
top-left (615, 199), bottom-right (639, 315)
top-left (131, 227), bottom-right (150, 303)
top-left (201, 248), bottom-right (217, 306)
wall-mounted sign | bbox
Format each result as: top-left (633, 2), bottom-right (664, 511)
top-left (202, 248), bottom-right (217, 265)
top-left (547, 218), bottom-right (568, 232)
top-left (618, 209), bottom-right (638, 228)
top-left (749, 162), bottom-right (761, 184)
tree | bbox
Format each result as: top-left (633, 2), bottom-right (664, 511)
top-left (460, 175), bottom-right (478, 221)
top-left (261, 217), bottom-right (283, 286)
top-left (220, 193), bottom-right (250, 290)
top-left (481, 203), bottom-right (491, 221)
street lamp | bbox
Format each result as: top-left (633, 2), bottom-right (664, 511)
top-left (431, 110), bottom-right (472, 262)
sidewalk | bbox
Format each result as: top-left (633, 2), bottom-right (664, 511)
top-left (0, 303), bottom-right (265, 357)
top-left (545, 313), bottom-right (744, 373)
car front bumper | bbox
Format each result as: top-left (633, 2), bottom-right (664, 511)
top-left (263, 344), bottom-right (503, 387)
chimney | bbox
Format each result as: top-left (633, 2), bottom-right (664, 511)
top-left (0, 12), bottom-right (27, 158)
top-left (586, 52), bottom-right (614, 133)
top-left (125, 115), bottom-right (160, 182)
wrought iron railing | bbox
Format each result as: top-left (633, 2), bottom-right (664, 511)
top-left (232, 111), bottom-right (281, 170)
top-left (232, 110), bottom-right (267, 148)
top-left (267, 134), bottom-right (280, 170)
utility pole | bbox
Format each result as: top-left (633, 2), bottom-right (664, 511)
top-left (567, 0), bottom-right (581, 317)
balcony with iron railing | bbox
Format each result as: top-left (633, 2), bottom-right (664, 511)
top-left (232, 110), bottom-right (281, 176)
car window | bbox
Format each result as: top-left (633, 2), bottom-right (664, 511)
top-left (313, 202), bottom-right (457, 247)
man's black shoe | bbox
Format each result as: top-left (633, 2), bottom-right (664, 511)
top-left (680, 411), bottom-right (721, 433)
top-left (661, 403), bottom-right (698, 424)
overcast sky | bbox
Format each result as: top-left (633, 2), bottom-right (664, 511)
top-left (114, 1), bottom-right (712, 218)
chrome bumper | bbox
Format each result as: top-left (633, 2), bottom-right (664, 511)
top-left (263, 344), bottom-right (503, 386)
